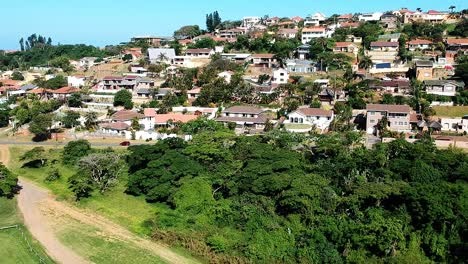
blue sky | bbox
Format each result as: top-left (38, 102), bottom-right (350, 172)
top-left (0, 0), bottom-right (464, 49)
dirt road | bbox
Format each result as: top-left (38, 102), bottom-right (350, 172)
top-left (0, 145), bottom-right (197, 264)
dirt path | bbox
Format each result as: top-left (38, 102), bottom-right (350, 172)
top-left (0, 145), bottom-right (197, 264)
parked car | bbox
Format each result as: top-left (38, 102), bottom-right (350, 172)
top-left (120, 141), bottom-right (131, 146)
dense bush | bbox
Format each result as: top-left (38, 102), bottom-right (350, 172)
top-left (126, 132), bottom-right (468, 263)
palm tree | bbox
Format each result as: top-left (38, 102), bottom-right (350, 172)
top-left (84, 111), bottom-right (98, 130)
top-left (158, 53), bottom-right (168, 62)
top-left (358, 55), bottom-right (373, 70)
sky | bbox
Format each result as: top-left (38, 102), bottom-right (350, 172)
top-left (0, 0), bottom-right (465, 49)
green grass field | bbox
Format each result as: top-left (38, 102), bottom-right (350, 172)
top-left (0, 197), bottom-right (55, 264)
top-left (433, 106), bottom-right (468, 118)
top-left (56, 215), bottom-right (165, 264)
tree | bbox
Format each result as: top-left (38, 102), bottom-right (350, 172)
top-left (84, 112), bottom-right (98, 129)
top-left (49, 56), bottom-right (74, 72)
top-left (122, 54), bottom-right (133, 62)
top-left (62, 111), bottom-right (81, 128)
top-left (0, 164), bottom-right (17, 198)
top-left (35, 75), bottom-right (68, 89)
top-left (28, 113), bottom-right (53, 141)
top-left (11, 71), bottom-right (24, 81)
top-left (113, 89), bottom-right (133, 109)
top-left (358, 55), bottom-right (373, 70)
top-left (20, 147), bottom-right (47, 167)
top-left (19, 38), bottom-right (25, 51)
top-left (62, 140), bottom-right (92, 165)
top-left (174, 25), bottom-right (201, 39)
top-left (75, 153), bottom-right (124, 194)
top-left (449, 6), bottom-right (456, 13)
top-left (68, 93), bottom-right (82, 107)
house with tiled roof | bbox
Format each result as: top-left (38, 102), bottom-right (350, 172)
top-left (446, 38), bottom-right (468, 51)
top-left (366, 104), bottom-right (412, 134)
top-left (277, 28), bottom-right (299, 39)
top-left (370, 42), bottom-right (399, 52)
top-left (423, 80), bottom-right (464, 97)
top-left (332, 42), bottom-right (359, 55)
top-left (369, 79), bottom-right (412, 96)
top-left (301, 27), bottom-right (329, 44)
top-left (286, 108), bottom-right (334, 132)
top-left (216, 105), bottom-right (268, 130)
top-left (408, 39), bottom-right (433, 51)
top-left (337, 14), bottom-right (353, 22)
top-left (251, 54), bottom-right (277, 68)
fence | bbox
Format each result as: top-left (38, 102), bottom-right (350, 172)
top-left (0, 224), bottom-right (53, 263)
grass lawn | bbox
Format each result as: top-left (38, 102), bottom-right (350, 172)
top-left (0, 197), bottom-right (54, 264)
top-left (56, 216), bottom-right (165, 264)
top-left (433, 106), bottom-right (468, 118)
top-left (284, 123), bottom-right (313, 130)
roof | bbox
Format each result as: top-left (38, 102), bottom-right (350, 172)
top-left (251, 53), bottom-right (275, 59)
top-left (408, 39), bottom-right (433, 45)
top-left (366, 104), bottom-right (411, 113)
top-left (223, 105), bottom-right (264, 115)
top-left (187, 87), bottom-right (201, 94)
top-left (144, 108), bottom-right (157, 117)
top-left (0, 79), bottom-right (20, 86)
top-left (290, 16), bottom-right (303, 22)
top-left (372, 79), bottom-right (410, 88)
top-left (340, 22), bottom-right (360, 28)
top-left (378, 33), bottom-right (402, 40)
top-left (302, 27), bottom-right (326, 33)
top-left (100, 122), bottom-right (130, 131)
top-left (427, 10), bottom-right (443, 15)
top-left (53, 87), bottom-right (80, 94)
top-left (19, 84), bottom-right (38, 91)
top-left (334, 42), bottom-right (356, 48)
top-left (185, 48), bottom-right (213, 54)
top-left (111, 110), bottom-right (144, 121)
top-left (103, 76), bottom-right (124, 81)
top-left (278, 28), bottom-right (298, 34)
top-left (295, 108), bottom-right (333, 117)
top-left (154, 113), bottom-right (198, 124)
top-left (338, 14), bottom-right (353, 19)
top-left (216, 115), bottom-right (268, 124)
top-left (415, 60), bottom-right (433, 67)
top-left (148, 48), bottom-right (176, 60)
top-left (370, 41), bottom-right (399, 47)
top-left (424, 80), bottom-right (464, 87)
top-left (446, 38), bottom-right (468, 45)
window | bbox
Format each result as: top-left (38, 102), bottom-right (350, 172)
top-left (370, 120), bottom-right (376, 124)
top-left (370, 111), bottom-right (375, 115)
top-left (294, 117), bottom-right (298, 123)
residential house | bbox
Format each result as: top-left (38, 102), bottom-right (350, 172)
top-left (369, 79), bottom-right (412, 96)
top-left (408, 39), bottom-right (433, 51)
top-left (185, 49), bottom-right (214, 58)
top-left (216, 105), bottom-right (268, 130)
top-left (337, 14), bottom-right (353, 22)
top-left (251, 54), bottom-right (277, 68)
top-left (446, 38), bottom-right (468, 51)
top-left (148, 48), bottom-right (176, 64)
top-left (100, 76), bottom-right (154, 92)
top-left (51, 86), bottom-right (81, 100)
top-left (265, 16), bottom-right (280, 26)
top-left (219, 28), bottom-right (246, 39)
top-left (301, 27), bottom-right (329, 44)
top-left (131, 36), bottom-right (164, 46)
top-left (187, 87), bottom-right (201, 100)
top-left (381, 13), bottom-right (398, 30)
top-left (285, 108), bottom-right (334, 131)
top-left (286, 59), bottom-right (316, 73)
top-left (297, 44), bottom-right (311, 60)
top-left (366, 104), bottom-right (412, 134)
top-left (378, 33), bottom-right (402, 43)
top-left (304, 12), bottom-right (326, 27)
top-left (143, 108), bottom-right (199, 130)
top-left (369, 42), bottom-right (399, 52)
top-left (242, 17), bottom-right (261, 29)
top-left (272, 68), bottom-right (289, 84)
top-left (100, 110), bottom-right (145, 133)
top-left (221, 53), bottom-right (252, 63)
top-left (423, 10), bottom-right (449, 24)
top-left (333, 42), bottom-right (359, 56)
top-left (346, 35), bottom-right (363, 43)
top-left (290, 16), bottom-right (303, 24)
top-left (79, 57), bottom-right (98, 68)
top-left (277, 28), bottom-right (299, 39)
top-left (415, 61), bottom-right (434, 81)
top-left (67, 75), bottom-right (86, 88)
top-left (358, 12), bottom-right (383, 22)
top-left (440, 118), bottom-right (468, 133)
top-left (423, 80), bottom-right (464, 96)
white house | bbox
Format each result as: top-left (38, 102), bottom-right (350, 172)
top-left (272, 68), bottom-right (289, 84)
top-left (301, 27), bottom-right (330, 44)
top-left (304, 12), bottom-right (326, 27)
top-left (286, 108), bottom-right (334, 131)
top-left (79, 57), bottom-right (98, 68)
top-left (242, 17), bottom-right (261, 29)
top-left (67, 75), bottom-right (85, 88)
top-left (408, 39), bottom-right (433, 51)
top-left (185, 48), bottom-right (214, 58)
top-left (358, 12), bottom-right (383, 21)
top-left (440, 118), bottom-right (468, 133)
